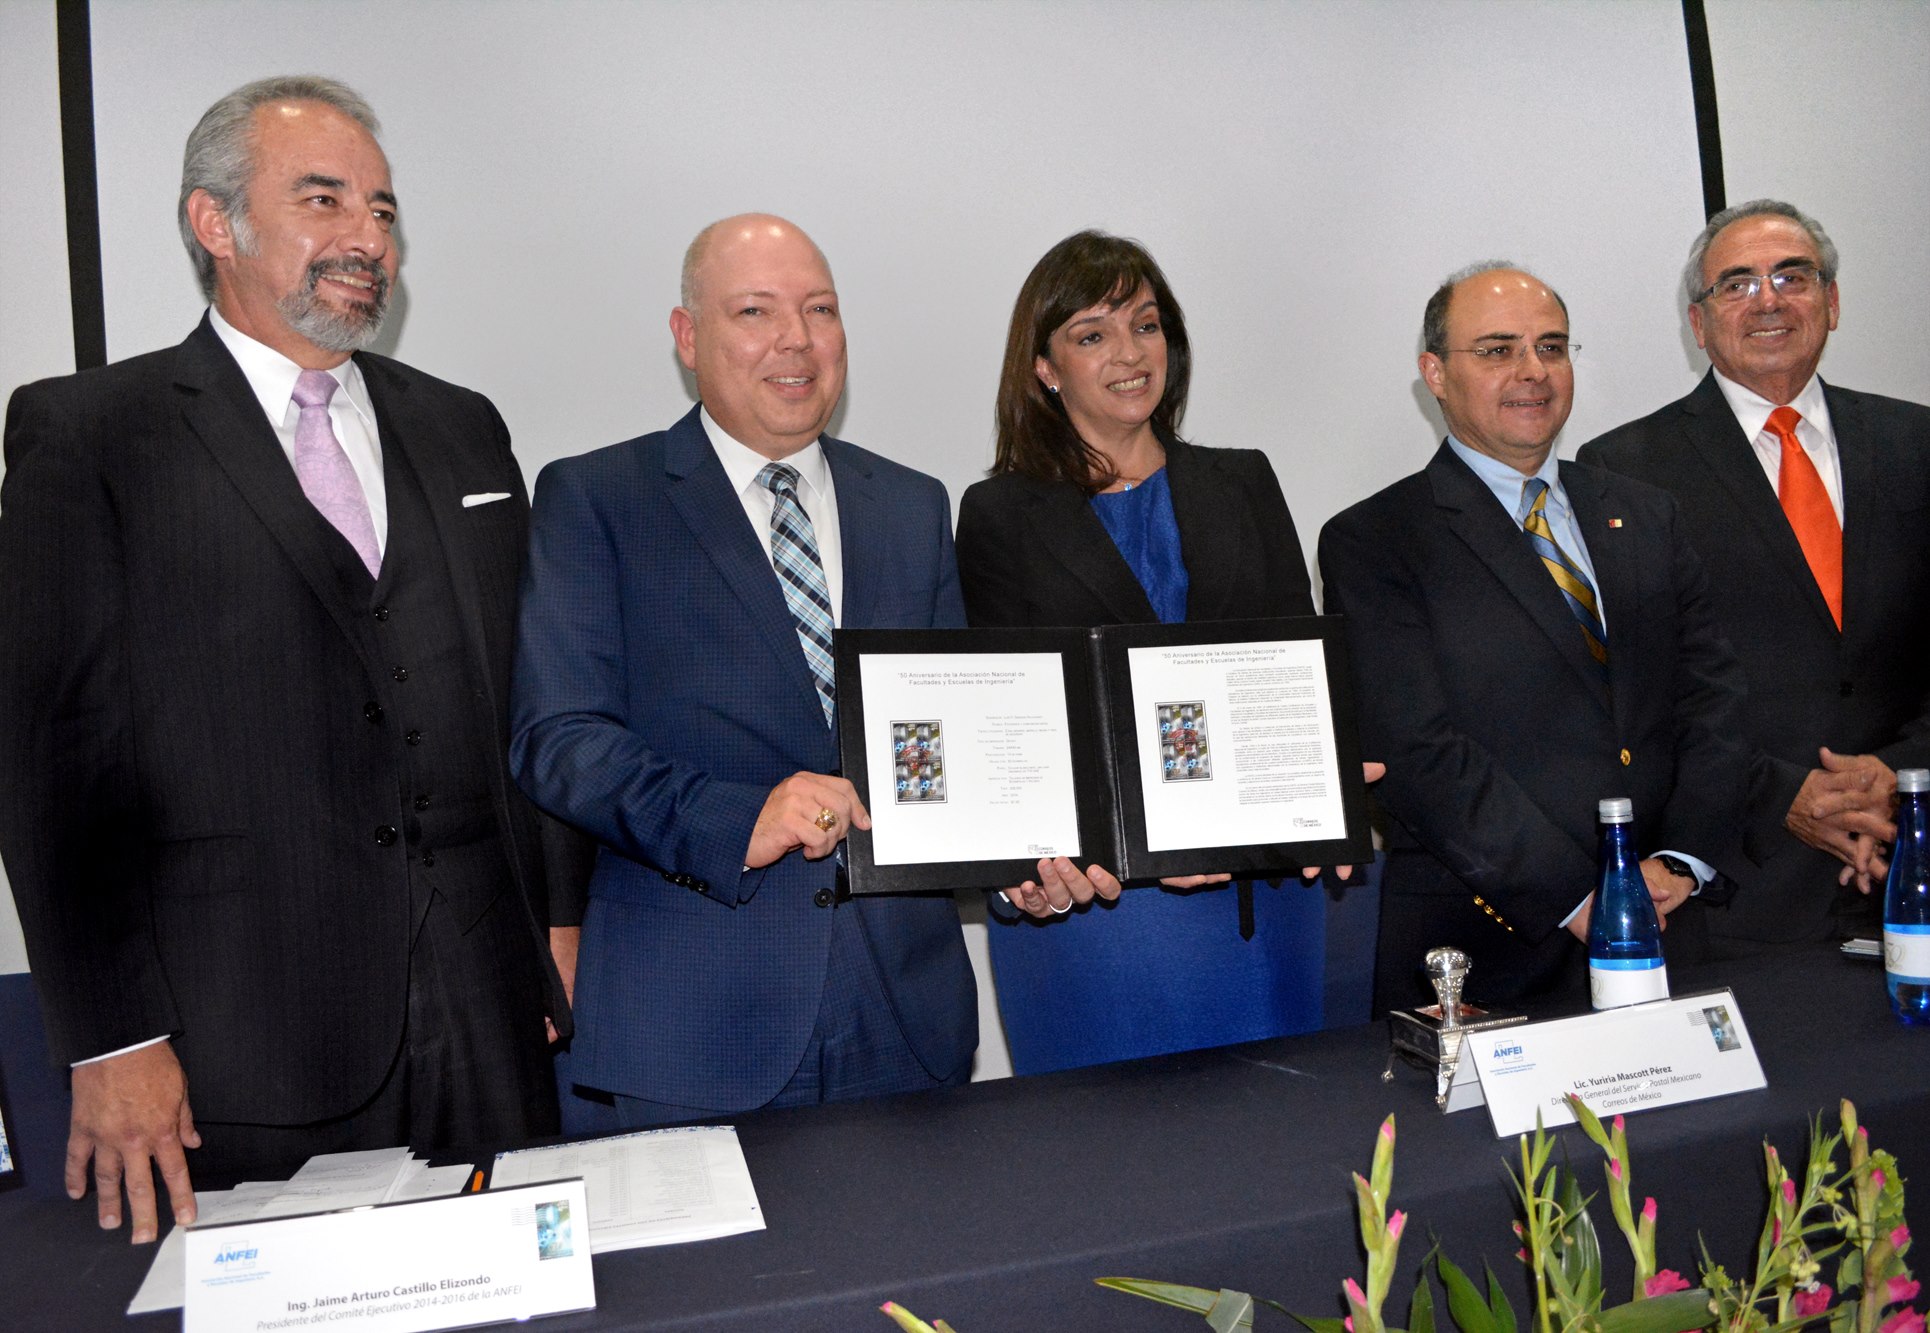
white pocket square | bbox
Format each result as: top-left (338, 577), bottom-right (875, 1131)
top-left (462, 492), bottom-right (512, 508)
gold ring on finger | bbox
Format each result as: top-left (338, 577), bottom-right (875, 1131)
top-left (814, 807), bottom-right (838, 833)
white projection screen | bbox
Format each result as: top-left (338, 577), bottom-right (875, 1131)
top-left (3, 0), bottom-right (1926, 1075)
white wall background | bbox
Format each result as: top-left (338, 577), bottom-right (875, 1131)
top-left (3, 0), bottom-right (1925, 1078)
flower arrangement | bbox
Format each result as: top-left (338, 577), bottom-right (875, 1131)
top-left (878, 1097), bottom-right (1917, 1333)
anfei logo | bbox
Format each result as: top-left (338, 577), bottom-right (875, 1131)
top-left (213, 1241), bottom-right (261, 1268)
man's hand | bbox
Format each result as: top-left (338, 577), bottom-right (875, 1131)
top-left (1788, 750), bottom-right (1899, 891)
top-left (1004, 857), bottom-right (1123, 918)
top-left (67, 1041), bottom-right (200, 1243)
top-left (545, 925), bottom-right (581, 1043)
top-left (1566, 894), bottom-right (1593, 942)
top-left (746, 772), bottom-right (869, 868)
top-left (1639, 857), bottom-right (1696, 922)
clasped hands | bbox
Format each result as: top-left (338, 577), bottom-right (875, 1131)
top-left (1786, 747), bottom-right (1898, 893)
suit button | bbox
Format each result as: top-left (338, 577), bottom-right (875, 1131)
top-left (364, 702), bottom-right (383, 724)
top-left (373, 605), bottom-right (391, 622)
top-left (421, 851), bottom-right (435, 867)
top-left (374, 825), bottom-right (398, 846)
top-left (414, 794), bottom-right (431, 811)
top-left (1619, 748), bottom-right (1632, 766)
top-left (813, 888), bottom-right (834, 908)
top-left (405, 729), bottom-right (423, 746)
top-left (392, 666), bottom-right (410, 683)
top-left (1840, 680), bottom-right (1855, 697)
top-left (695, 883), bottom-right (709, 894)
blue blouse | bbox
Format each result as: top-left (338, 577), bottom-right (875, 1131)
top-left (1089, 468), bottom-right (1188, 623)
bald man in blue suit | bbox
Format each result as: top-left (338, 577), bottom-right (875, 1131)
top-left (511, 215), bottom-right (977, 1127)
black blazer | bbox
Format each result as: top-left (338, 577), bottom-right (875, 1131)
top-left (1578, 371), bottom-right (1930, 944)
top-left (0, 318), bottom-right (579, 1124)
top-left (1318, 443), bottom-right (1751, 1003)
top-left (955, 437), bottom-right (1316, 629)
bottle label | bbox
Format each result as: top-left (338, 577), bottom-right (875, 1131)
top-left (1591, 959), bottom-right (1669, 1009)
top-left (1884, 924), bottom-right (1930, 984)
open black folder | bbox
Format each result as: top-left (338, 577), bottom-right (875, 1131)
top-left (834, 616), bottom-right (1372, 895)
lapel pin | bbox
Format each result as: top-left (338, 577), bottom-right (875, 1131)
top-left (1607, 518), bottom-right (1624, 528)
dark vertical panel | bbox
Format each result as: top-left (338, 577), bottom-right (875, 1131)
top-left (56, 0), bottom-right (106, 371)
top-left (1682, 0), bottom-right (1727, 220)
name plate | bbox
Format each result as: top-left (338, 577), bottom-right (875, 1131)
top-left (1468, 989), bottom-right (1765, 1138)
top-left (184, 1178), bottom-right (595, 1332)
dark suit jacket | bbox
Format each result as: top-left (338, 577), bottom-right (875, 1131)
top-left (509, 406), bottom-right (976, 1113)
top-left (1317, 443), bottom-right (1750, 1008)
top-left (0, 318), bottom-right (576, 1125)
top-left (1578, 372), bottom-right (1930, 944)
top-left (954, 438), bottom-right (1315, 628)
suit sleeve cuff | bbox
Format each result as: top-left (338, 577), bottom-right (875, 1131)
top-left (73, 1035), bottom-right (169, 1068)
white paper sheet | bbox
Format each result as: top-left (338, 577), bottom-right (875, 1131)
top-left (489, 1126), bottom-right (764, 1253)
top-left (1127, 638), bottom-right (1347, 853)
top-left (859, 652), bottom-right (1082, 865)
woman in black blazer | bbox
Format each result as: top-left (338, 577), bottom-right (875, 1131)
top-left (954, 231), bottom-right (1328, 1074)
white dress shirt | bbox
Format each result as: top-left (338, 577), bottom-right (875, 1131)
top-left (209, 306), bottom-right (390, 555)
top-left (1712, 368), bottom-right (1843, 524)
top-left (699, 406), bottom-right (844, 627)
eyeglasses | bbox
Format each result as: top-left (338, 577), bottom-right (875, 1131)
top-left (1441, 340), bottom-right (1579, 366)
top-left (1694, 265), bottom-right (1826, 304)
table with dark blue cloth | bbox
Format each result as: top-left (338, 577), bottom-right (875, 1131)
top-left (2, 944), bottom-right (1922, 1331)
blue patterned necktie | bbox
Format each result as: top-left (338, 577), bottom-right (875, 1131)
top-left (757, 462), bottom-right (837, 728)
top-left (1520, 478), bottom-right (1608, 675)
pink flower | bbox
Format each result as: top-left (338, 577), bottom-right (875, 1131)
top-left (1642, 1198), bottom-right (1658, 1224)
top-left (1790, 1284), bottom-right (1833, 1318)
top-left (1345, 1278), bottom-right (1367, 1307)
top-left (1646, 1270), bottom-right (1692, 1297)
top-left (1890, 1280), bottom-right (1923, 1307)
top-left (1513, 1220), bottom-right (1526, 1239)
top-left (1388, 1210), bottom-right (1407, 1241)
top-left (1344, 1320), bottom-right (1354, 1332)
top-left (1773, 1220), bottom-right (1784, 1247)
top-left (1872, 1168), bottom-right (1888, 1191)
top-left (1610, 1158), bottom-right (1625, 1181)
top-left (1380, 1119), bottom-right (1396, 1145)
top-left (1879, 1309), bottom-right (1925, 1333)
top-left (1895, 1225), bottom-right (1913, 1252)
top-left (1516, 1249), bottom-right (1529, 1265)
top-left (1782, 1178), bottom-right (1797, 1207)
top-left (1614, 1115), bottom-right (1626, 1134)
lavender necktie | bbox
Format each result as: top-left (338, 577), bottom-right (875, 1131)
top-left (291, 369), bottom-right (381, 577)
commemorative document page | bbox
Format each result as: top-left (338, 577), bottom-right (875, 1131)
top-left (857, 650), bottom-right (1083, 868)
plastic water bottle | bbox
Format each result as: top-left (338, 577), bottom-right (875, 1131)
top-left (1883, 768), bottom-right (1930, 1025)
top-left (1589, 797), bottom-right (1669, 1009)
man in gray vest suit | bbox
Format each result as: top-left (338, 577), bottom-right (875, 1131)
top-left (0, 76), bottom-right (583, 1244)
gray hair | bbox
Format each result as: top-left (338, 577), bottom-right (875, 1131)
top-left (1421, 261), bottom-right (1568, 356)
top-left (1682, 199), bottom-right (1839, 305)
top-left (178, 75), bottom-right (381, 300)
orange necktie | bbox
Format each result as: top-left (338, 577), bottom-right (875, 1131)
top-left (1766, 405), bottom-right (1842, 630)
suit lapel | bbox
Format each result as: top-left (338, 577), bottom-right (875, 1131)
top-left (1164, 439), bottom-right (1238, 621)
top-left (358, 354), bottom-right (499, 699)
top-left (1429, 443), bottom-right (1610, 711)
top-left (662, 410), bottom-right (823, 708)
top-left (1825, 381), bottom-right (1876, 637)
top-left (1023, 477), bottom-right (1158, 624)
top-left (1679, 371), bottom-right (1839, 636)
top-left (825, 437), bottom-right (879, 628)
top-left (1563, 463), bottom-right (1641, 727)
top-left (172, 321), bottom-right (382, 673)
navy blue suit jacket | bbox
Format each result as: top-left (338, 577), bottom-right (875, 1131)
top-left (1318, 443), bottom-right (1751, 1006)
top-left (510, 406), bottom-right (976, 1111)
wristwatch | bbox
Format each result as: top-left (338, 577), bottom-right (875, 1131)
top-left (1656, 853), bottom-right (1697, 884)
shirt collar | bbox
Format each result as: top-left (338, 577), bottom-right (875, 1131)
top-left (1710, 366), bottom-right (1833, 444)
top-left (1445, 433), bottom-right (1565, 521)
top-left (207, 305), bottom-right (377, 433)
top-left (699, 405), bottom-right (830, 502)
